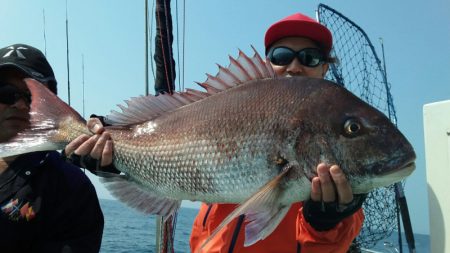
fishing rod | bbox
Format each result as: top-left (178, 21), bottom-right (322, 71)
top-left (145, 0), bottom-right (149, 96)
top-left (65, 0), bottom-right (71, 105)
top-left (42, 9), bottom-right (47, 56)
top-left (82, 54), bottom-right (85, 119)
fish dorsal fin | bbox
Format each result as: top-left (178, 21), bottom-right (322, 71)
top-left (105, 46), bottom-right (274, 126)
top-left (105, 90), bottom-right (208, 125)
top-left (198, 46), bottom-right (275, 93)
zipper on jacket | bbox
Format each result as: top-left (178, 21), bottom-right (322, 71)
top-left (202, 204), bottom-right (213, 227)
top-left (228, 214), bottom-right (245, 253)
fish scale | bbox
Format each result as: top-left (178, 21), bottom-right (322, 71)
top-left (106, 80), bottom-right (299, 202)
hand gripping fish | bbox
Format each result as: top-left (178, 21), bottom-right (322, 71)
top-left (0, 47), bottom-right (415, 248)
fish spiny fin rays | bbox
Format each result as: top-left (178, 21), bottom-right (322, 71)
top-left (100, 174), bottom-right (181, 220)
top-left (0, 79), bottom-right (87, 158)
top-left (199, 45), bottom-right (275, 94)
top-left (104, 47), bottom-right (274, 125)
top-left (198, 163), bottom-right (293, 252)
top-left (104, 89), bottom-right (209, 126)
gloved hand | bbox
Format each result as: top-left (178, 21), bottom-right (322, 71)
top-left (62, 115), bottom-right (120, 175)
top-left (302, 163), bottom-right (366, 231)
top-left (303, 193), bottom-right (367, 231)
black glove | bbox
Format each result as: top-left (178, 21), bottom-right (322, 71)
top-left (61, 114), bottom-right (120, 175)
top-left (61, 150), bottom-right (121, 175)
top-left (90, 114), bottom-right (110, 126)
top-left (303, 193), bottom-right (367, 231)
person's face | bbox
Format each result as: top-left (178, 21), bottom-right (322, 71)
top-left (268, 37), bottom-right (329, 78)
top-left (0, 68), bottom-right (31, 142)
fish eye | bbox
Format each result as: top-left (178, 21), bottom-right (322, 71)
top-left (343, 118), bottom-right (362, 137)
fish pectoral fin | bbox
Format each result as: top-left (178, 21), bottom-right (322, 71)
top-left (244, 205), bottom-right (290, 246)
top-left (100, 175), bottom-right (180, 218)
top-left (198, 163), bottom-right (293, 251)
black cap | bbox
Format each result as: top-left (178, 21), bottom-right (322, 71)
top-left (0, 44), bottom-right (57, 94)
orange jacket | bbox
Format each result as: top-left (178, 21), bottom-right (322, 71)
top-left (190, 202), bottom-right (364, 253)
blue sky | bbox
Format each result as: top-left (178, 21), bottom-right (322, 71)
top-left (1, 0), bottom-right (449, 236)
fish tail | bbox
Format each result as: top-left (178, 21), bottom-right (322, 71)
top-left (0, 78), bottom-right (88, 157)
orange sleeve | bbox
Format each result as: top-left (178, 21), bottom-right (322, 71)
top-left (190, 203), bottom-right (240, 253)
top-left (296, 206), bottom-right (365, 253)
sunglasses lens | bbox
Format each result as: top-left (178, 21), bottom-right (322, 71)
top-left (269, 47), bottom-right (296, 66)
top-left (269, 47), bottom-right (325, 67)
top-left (0, 84), bottom-right (31, 105)
top-left (298, 48), bottom-right (324, 67)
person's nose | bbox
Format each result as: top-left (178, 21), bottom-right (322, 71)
top-left (286, 58), bottom-right (304, 76)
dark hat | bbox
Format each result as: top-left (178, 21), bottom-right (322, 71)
top-left (264, 13), bottom-right (333, 55)
top-left (0, 44), bottom-right (57, 93)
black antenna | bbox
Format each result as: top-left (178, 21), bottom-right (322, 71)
top-left (42, 9), bottom-right (47, 56)
top-left (65, 0), bottom-right (71, 105)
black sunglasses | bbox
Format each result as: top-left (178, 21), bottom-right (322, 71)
top-left (0, 83), bottom-right (32, 105)
top-left (267, 47), bottom-right (326, 67)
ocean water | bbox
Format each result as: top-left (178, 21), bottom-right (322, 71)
top-left (368, 233), bottom-right (430, 252)
top-left (99, 199), bottom-right (430, 253)
top-left (100, 199), bottom-right (197, 253)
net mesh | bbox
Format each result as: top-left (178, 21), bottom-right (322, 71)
top-left (317, 4), bottom-right (399, 250)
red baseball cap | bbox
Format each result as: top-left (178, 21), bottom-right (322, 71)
top-left (264, 13), bottom-right (332, 55)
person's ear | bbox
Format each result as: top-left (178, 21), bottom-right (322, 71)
top-left (321, 63), bottom-right (329, 78)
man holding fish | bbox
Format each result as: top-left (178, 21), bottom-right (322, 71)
top-left (0, 44), bottom-right (104, 252)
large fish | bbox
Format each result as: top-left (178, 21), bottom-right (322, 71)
top-left (0, 48), bottom-right (415, 247)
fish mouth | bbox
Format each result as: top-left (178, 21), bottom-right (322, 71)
top-left (389, 160), bottom-right (415, 178)
top-left (352, 158), bottom-right (416, 194)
